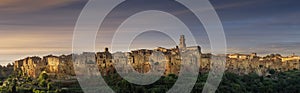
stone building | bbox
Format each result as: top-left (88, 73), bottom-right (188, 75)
top-left (44, 55), bottom-right (60, 73)
top-left (20, 57), bottom-right (45, 78)
top-left (14, 54), bottom-right (75, 79)
top-left (281, 54), bottom-right (300, 62)
top-left (96, 48), bottom-right (114, 76)
top-left (14, 60), bottom-right (24, 74)
top-left (59, 55), bottom-right (75, 76)
top-left (130, 49), bottom-right (153, 73)
top-left (228, 53), bottom-right (257, 60)
top-left (73, 52), bottom-right (98, 77)
top-left (43, 54), bottom-right (75, 78)
top-left (164, 48), bottom-right (182, 75)
top-left (112, 52), bottom-right (131, 74)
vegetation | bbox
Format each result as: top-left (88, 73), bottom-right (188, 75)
top-left (101, 70), bottom-right (300, 93)
top-left (1, 70), bottom-right (300, 92)
top-left (0, 71), bottom-right (82, 93)
top-left (0, 64), bottom-right (13, 81)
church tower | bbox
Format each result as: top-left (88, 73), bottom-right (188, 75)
top-left (179, 35), bottom-right (186, 49)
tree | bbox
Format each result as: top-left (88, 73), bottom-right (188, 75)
top-left (269, 69), bottom-right (276, 75)
top-left (39, 79), bottom-right (47, 87)
top-left (38, 71), bottom-right (48, 81)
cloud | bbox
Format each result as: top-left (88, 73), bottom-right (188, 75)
top-left (0, 0), bottom-right (81, 13)
top-left (212, 0), bottom-right (265, 10)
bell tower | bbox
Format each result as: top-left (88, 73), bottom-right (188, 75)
top-left (179, 35), bottom-right (186, 49)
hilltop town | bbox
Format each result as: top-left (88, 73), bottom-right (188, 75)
top-left (8, 35), bottom-right (300, 80)
top-left (0, 35), bottom-right (300, 92)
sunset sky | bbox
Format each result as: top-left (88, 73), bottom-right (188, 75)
top-left (0, 0), bottom-right (299, 65)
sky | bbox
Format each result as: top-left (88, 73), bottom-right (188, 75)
top-left (0, 0), bottom-right (299, 66)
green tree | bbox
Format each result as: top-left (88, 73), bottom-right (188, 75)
top-left (38, 71), bottom-right (48, 81)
